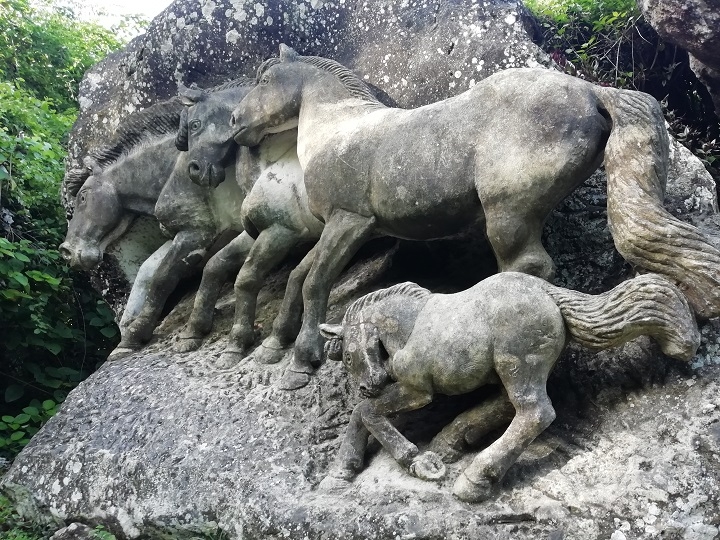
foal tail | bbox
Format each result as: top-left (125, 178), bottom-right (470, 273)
top-left (541, 274), bottom-right (700, 361)
top-left (596, 87), bottom-right (720, 319)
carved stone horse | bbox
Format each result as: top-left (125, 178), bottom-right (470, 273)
top-left (60, 82), bottom-right (302, 359)
top-left (175, 85), bottom-right (323, 373)
top-left (231, 44), bottom-right (720, 389)
top-left (318, 273), bottom-right (700, 502)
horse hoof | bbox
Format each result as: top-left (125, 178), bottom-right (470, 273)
top-left (318, 475), bottom-right (352, 492)
top-left (174, 337), bottom-right (203, 353)
top-left (250, 343), bottom-right (287, 365)
top-left (452, 471), bottom-right (494, 503)
top-left (277, 369), bottom-right (311, 390)
top-left (107, 347), bottom-right (135, 361)
top-left (409, 451), bottom-right (446, 481)
top-left (216, 348), bottom-right (246, 369)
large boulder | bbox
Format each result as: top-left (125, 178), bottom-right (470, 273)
top-left (637, 0), bottom-right (720, 115)
top-left (5, 0), bottom-right (720, 539)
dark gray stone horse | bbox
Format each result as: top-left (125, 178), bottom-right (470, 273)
top-left (231, 44), bottom-right (720, 387)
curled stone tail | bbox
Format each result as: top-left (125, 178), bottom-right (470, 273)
top-left (542, 274), bottom-right (700, 361)
top-left (598, 87), bottom-right (720, 319)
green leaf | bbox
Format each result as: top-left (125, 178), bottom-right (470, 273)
top-left (4, 384), bottom-right (25, 403)
top-left (1, 415), bottom-right (14, 423)
top-left (44, 342), bottom-right (62, 355)
top-left (10, 431), bottom-right (26, 441)
top-left (22, 406), bottom-right (39, 416)
top-left (14, 413), bottom-right (31, 424)
top-left (100, 326), bottom-right (118, 338)
top-left (9, 271), bottom-right (29, 288)
top-left (42, 399), bottom-right (56, 410)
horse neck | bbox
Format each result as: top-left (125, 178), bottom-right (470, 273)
top-left (108, 135), bottom-right (178, 215)
top-left (297, 73), bottom-right (384, 159)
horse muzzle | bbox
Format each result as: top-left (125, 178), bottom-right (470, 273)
top-left (59, 241), bottom-right (102, 271)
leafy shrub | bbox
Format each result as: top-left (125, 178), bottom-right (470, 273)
top-left (0, 0), bottom-right (122, 460)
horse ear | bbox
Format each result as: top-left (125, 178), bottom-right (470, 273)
top-left (319, 323), bottom-right (344, 340)
top-left (177, 84), bottom-right (206, 106)
top-left (83, 156), bottom-right (101, 175)
top-left (279, 44), bottom-right (298, 62)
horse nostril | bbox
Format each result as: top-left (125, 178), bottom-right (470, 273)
top-left (188, 161), bottom-right (201, 176)
top-left (230, 114), bottom-right (236, 127)
top-left (59, 243), bottom-right (72, 261)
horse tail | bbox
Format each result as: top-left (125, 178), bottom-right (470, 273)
top-left (541, 274), bottom-right (700, 361)
top-left (595, 86), bottom-right (720, 319)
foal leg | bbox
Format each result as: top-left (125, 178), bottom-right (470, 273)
top-left (220, 224), bottom-right (300, 367)
top-left (319, 405), bottom-right (371, 491)
top-left (427, 391), bottom-right (515, 463)
top-left (453, 351), bottom-right (558, 502)
top-left (281, 210), bottom-right (375, 390)
top-left (176, 232), bottom-right (254, 352)
top-left (250, 245), bottom-right (317, 366)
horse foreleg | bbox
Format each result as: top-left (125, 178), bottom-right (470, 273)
top-left (113, 229), bottom-right (214, 357)
top-left (427, 390), bottom-right (514, 463)
top-left (453, 352), bottom-right (557, 502)
top-left (281, 210), bottom-right (375, 390)
top-left (220, 224), bottom-right (300, 367)
top-left (175, 231), bottom-right (254, 353)
top-left (251, 244), bottom-right (317, 366)
top-left (356, 383), bottom-right (445, 481)
top-left (319, 405), bottom-right (370, 491)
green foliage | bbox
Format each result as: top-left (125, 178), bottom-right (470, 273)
top-left (0, 495), bottom-right (43, 540)
top-left (0, 0), bottom-right (122, 112)
top-left (0, 0), bottom-right (122, 460)
top-left (524, 0), bottom-right (645, 88)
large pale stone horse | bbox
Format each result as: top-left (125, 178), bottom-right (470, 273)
top-left (318, 273), bottom-right (700, 502)
top-left (231, 44), bottom-right (720, 389)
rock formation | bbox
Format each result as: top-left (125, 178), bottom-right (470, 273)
top-left (2, 1), bottom-right (720, 539)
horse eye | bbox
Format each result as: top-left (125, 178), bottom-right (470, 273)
top-left (260, 75), bottom-right (270, 85)
top-left (79, 193), bottom-right (86, 204)
top-left (190, 119), bottom-right (201, 131)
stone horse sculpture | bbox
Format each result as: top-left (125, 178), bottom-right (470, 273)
top-left (231, 44), bottom-right (720, 389)
top-left (318, 273), bottom-right (700, 502)
top-left (175, 85), bottom-right (323, 372)
top-left (60, 80), bottom-right (302, 358)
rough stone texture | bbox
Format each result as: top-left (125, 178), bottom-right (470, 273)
top-left (9, 0), bottom-right (719, 538)
top-left (4, 145), bottom-right (720, 539)
top-left (62, 0), bottom-right (549, 315)
top-left (637, 0), bottom-right (720, 115)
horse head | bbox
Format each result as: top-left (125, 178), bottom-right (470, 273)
top-left (320, 322), bottom-right (391, 398)
top-left (176, 84), bottom-right (247, 188)
top-left (59, 158), bottom-right (134, 270)
top-left (231, 44), bottom-right (303, 147)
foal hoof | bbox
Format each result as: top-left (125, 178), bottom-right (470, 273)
top-left (107, 347), bottom-right (136, 362)
top-left (174, 337), bottom-right (204, 353)
top-left (318, 475), bottom-right (352, 492)
top-left (277, 369), bottom-right (311, 391)
top-left (216, 347), bottom-right (246, 369)
top-left (250, 342), bottom-right (287, 365)
top-left (452, 471), bottom-right (494, 503)
top-left (408, 451), bottom-right (446, 481)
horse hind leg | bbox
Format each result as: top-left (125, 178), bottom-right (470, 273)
top-left (453, 349), bottom-right (558, 502)
top-left (483, 208), bottom-right (555, 280)
top-left (427, 390), bottom-right (514, 463)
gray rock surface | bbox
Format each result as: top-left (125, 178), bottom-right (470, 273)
top-left (637, 0), bottom-right (720, 115)
top-left (7, 1), bottom-right (719, 538)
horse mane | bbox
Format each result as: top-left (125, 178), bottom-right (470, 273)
top-left (63, 76), bottom-right (255, 211)
top-left (343, 282), bottom-right (431, 324)
top-left (257, 55), bottom-right (382, 105)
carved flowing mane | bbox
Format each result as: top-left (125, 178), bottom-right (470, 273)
top-left (343, 282), bottom-right (431, 324)
top-left (257, 55), bottom-right (382, 105)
